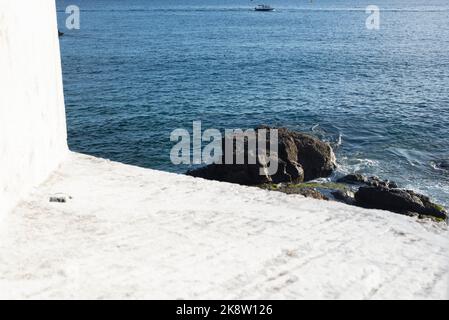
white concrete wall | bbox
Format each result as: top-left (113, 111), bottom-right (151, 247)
top-left (0, 0), bottom-right (68, 217)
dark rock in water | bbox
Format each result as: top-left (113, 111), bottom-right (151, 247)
top-left (337, 174), bottom-right (398, 189)
top-left (337, 173), bottom-right (367, 184)
top-left (332, 190), bottom-right (356, 205)
top-left (436, 160), bottom-right (449, 170)
top-left (281, 128), bottom-right (336, 181)
top-left (186, 162), bottom-right (301, 185)
top-left (58, 30), bottom-right (64, 37)
top-left (355, 187), bottom-right (447, 219)
top-left (187, 127), bottom-right (336, 185)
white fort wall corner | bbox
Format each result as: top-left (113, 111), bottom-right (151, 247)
top-left (0, 0), bottom-right (68, 217)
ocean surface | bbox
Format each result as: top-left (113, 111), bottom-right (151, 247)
top-left (56, 0), bottom-right (449, 207)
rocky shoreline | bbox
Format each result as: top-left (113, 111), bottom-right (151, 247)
top-left (187, 127), bottom-right (447, 221)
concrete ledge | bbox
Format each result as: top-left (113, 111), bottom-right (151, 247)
top-left (0, 152), bottom-right (447, 299)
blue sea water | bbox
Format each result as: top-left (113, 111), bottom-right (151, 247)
top-left (56, 0), bottom-right (449, 206)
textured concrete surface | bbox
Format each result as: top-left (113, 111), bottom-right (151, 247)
top-left (0, 152), bottom-right (448, 299)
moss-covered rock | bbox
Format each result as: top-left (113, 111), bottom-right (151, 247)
top-left (355, 187), bottom-right (447, 220)
top-left (289, 182), bottom-right (349, 191)
top-left (259, 174), bottom-right (447, 224)
top-left (259, 182), bottom-right (352, 200)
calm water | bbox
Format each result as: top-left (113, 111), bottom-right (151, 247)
top-left (57, 0), bottom-right (449, 206)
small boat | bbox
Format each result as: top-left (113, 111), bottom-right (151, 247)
top-left (58, 30), bottom-right (64, 37)
top-left (254, 4), bottom-right (275, 11)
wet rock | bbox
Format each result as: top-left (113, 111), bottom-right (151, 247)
top-left (332, 190), bottom-right (356, 205)
top-left (355, 187), bottom-right (447, 220)
top-left (436, 160), bottom-right (449, 170)
top-left (337, 174), bottom-right (398, 189)
top-left (187, 127), bottom-right (336, 185)
top-left (186, 160), bottom-right (303, 186)
top-left (281, 128), bottom-right (336, 181)
top-left (337, 173), bottom-right (367, 184)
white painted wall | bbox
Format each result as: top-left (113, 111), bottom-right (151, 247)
top-left (0, 0), bottom-right (68, 217)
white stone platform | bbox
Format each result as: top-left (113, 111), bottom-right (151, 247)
top-left (0, 152), bottom-right (447, 299)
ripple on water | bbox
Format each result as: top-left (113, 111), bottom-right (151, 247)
top-left (58, 0), bottom-right (449, 208)
top-left (431, 160), bottom-right (449, 172)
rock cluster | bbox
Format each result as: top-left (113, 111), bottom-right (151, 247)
top-left (355, 186), bottom-right (447, 219)
top-left (187, 127), bottom-right (336, 185)
top-left (337, 174), bottom-right (398, 189)
top-left (186, 127), bottom-right (447, 221)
